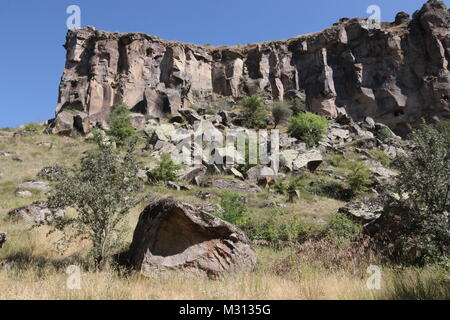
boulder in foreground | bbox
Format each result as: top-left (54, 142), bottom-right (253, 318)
top-left (126, 199), bottom-right (257, 277)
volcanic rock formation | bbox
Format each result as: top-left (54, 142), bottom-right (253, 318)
top-left (52, 0), bottom-right (450, 135)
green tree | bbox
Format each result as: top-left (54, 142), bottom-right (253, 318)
top-left (272, 102), bottom-right (293, 128)
top-left (47, 141), bottom-right (142, 268)
top-left (345, 162), bottom-right (372, 197)
top-left (240, 96), bottom-right (268, 129)
top-left (108, 103), bottom-right (136, 147)
top-left (216, 192), bottom-right (250, 226)
top-left (289, 98), bottom-right (306, 116)
top-left (147, 153), bottom-right (183, 183)
top-left (380, 121), bottom-right (450, 265)
top-left (288, 112), bottom-right (329, 147)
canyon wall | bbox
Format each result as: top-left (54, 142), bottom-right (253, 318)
top-left (53, 0), bottom-right (450, 134)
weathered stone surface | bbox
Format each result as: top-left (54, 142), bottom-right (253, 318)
top-left (15, 189), bottom-right (32, 198)
top-left (18, 180), bottom-right (50, 191)
top-left (126, 199), bottom-right (257, 277)
top-left (54, 1), bottom-right (450, 135)
top-left (8, 201), bottom-right (65, 223)
top-left (51, 111), bottom-right (74, 135)
top-left (206, 178), bottom-right (262, 193)
top-left (0, 233), bottom-right (6, 248)
top-left (339, 197), bottom-right (384, 222)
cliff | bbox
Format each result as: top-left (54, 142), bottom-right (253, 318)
top-left (53, 0), bottom-right (450, 134)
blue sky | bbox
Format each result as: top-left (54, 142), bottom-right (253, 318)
top-left (0, 0), bottom-right (447, 128)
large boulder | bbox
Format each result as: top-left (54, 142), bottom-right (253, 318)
top-left (8, 201), bottom-right (65, 223)
top-left (126, 199), bottom-right (257, 277)
top-left (51, 111), bottom-right (74, 135)
top-left (206, 178), bottom-right (262, 193)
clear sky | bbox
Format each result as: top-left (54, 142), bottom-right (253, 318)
top-left (0, 0), bottom-right (447, 128)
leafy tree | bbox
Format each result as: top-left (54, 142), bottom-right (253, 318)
top-left (345, 162), bottom-right (372, 197)
top-left (272, 102), bottom-right (293, 128)
top-left (289, 98), bottom-right (306, 116)
top-left (216, 192), bottom-right (250, 226)
top-left (379, 121), bottom-right (450, 265)
top-left (147, 153), bottom-right (182, 183)
top-left (108, 103), bottom-right (136, 147)
top-left (324, 213), bottom-right (362, 246)
top-left (288, 112), bottom-right (329, 147)
top-left (47, 141), bottom-right (142, 268)
top-left (240, 96), bottom-right (268, 129)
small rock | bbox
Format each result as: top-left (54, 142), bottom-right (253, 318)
top-left (19, 181), bottom-right (50, 191)
top-left (15, 189), bottom-right (32, 198)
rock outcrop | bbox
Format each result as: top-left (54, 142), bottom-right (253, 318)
top-left (126, 199), bottom-right (257, 277)
top-left (8, 201), bottom-right (65, 223)
top-left (51, 1), bottom-right (450, 135)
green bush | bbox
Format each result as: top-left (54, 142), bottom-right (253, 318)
top-left (377, 127), bottom-right (395, 141)
top-left (108, 103), bottom-right (136, 147)
top-left (147, 153), bottom-right (182, 183)
top-left (308, 178), bottom-right (351, 201)
top-left (324, 213), bottom-right (363, 246)
top-left (288, 112), bottom-right (329, 147)
top-left (372, 149), bottom-right (391, 166)
top-left (245, 215), bottom-right (319, 245)
top-left (271, 102), bottom-right (292, 128)
top-left (240, 96), bottom-right (268, 129)
top-left (216, 192), bottom-right (250, 226)
top-left (380, 121), bottom-right (450, 265)
top-left (23, 122), bottom-right (42, 132)
top-left (345, 162), bottom-right (372, 197)
top-left (289, 98), bottom-right (306, 116)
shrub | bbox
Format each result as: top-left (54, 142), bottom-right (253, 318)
top-left (289, 98), bottom-right (306, 116)
top-left (245, 215), bottom-right (319, 245)
top-left (216, 192), bottom-right (250, 226)
top-left (324, 213), bottom-right (363, 246)
top-left (345, 162), bottom-right (372, 197)
top-left (108, 103), bottom-right (136, 147)
top-left (377, 127), bottom-right (395, 141)
top-left (147, 153), bottom-right (182, 183)
top-left (240, 96), bottom-right (268, 129)
top-left (308, 179), bottom-right (351, 201)
top-left (23, 122), bottom-right (42, 132)
top-left (46, 141), bottom-right (142, 268)
top-left (371, 149), bottom-right (391, 166)
top-left (288, 112), bottom-right (329, 147)
top-left (271, 102), bottom-right (292, 128)
top-left (379, 121), bottom-right (450, 265)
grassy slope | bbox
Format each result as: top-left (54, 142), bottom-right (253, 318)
top-left (0, 130), bottom-right (448, 300)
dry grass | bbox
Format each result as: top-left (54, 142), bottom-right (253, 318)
top-left (0, 130), bottom-right (448, 300)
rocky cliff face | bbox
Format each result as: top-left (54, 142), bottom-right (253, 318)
top-left (53, 0), bottom-right (450, 134)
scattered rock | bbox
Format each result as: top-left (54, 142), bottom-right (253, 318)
top-left (15, 189), bottom-right (32, 198)
top-left (206, 178), bottom-right (262, 193)
top-left (8, 201), bottom-right (65, 223)
top-left (338, 197), bottom-right (384, 222)
top-left (18, 181), bottom-right (50, 191)
top-left (126, 199), bottom-right (257, 277)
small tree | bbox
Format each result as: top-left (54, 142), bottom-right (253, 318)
top-left (346, 162), bottom-right (372, 197)
top-left (47, 141), bottom-right (142, 268)
top-left (216, 192), bottom-right (250, 226)
top-left (379, 121), bottom-right (450, 265)
top-left (289, 98), bottom-right (306, 116)
top-left (272, 102), bottom-right (293, 128)
top-left (240, 96), bottom-right (268, 129)
top-left (288, 112), bottom-right (329, 147)
top-left (108, 103), bottom-right (136, 147)
top-left (147, 153), bottom-right (182, 183)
